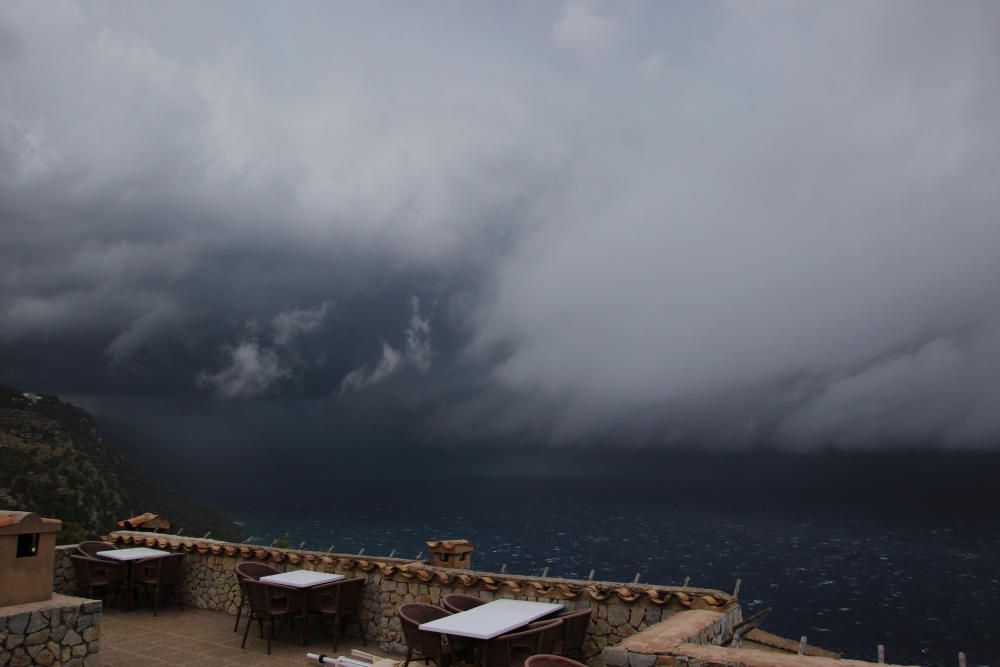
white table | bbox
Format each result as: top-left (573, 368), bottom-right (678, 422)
top-left (258, 570), bottom-right (346, 645)
top-left (96, 547), bottom-right (171, 561)
top-left (259, 570), bottom-right (344, 588)
top-left (96, 548), bottom-right (172, 609)
top-left (419, 599), bottom-right (564, 640)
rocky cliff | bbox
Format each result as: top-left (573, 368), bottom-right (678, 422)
top-left (0, 386), bottom-right (241, 541)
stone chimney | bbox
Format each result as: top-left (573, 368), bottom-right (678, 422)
top-left (426, 539), bottom-right (475, 569)
top-left (0, 511), bottom-right (63, 606)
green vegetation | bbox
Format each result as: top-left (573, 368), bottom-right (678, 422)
top-left (0, 386), bottom-right (242, 542)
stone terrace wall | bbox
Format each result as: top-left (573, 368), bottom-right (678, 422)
top-left (602, 610), bottom-right (913, 667)
top-left (0, 594), bottom-right (101, 667)
top-left (74, 531), bottom-right (738, 666)
top-left (52, 548), bottom-right (75, 598)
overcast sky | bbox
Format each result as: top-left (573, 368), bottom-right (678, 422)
top-left (2, 0), bottom-right (1000, 452)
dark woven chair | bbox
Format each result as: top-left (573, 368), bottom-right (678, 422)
top-left (241, 579), bottom-right (300, 655)
top-left (551, 608), bottom-right (593, 658)
top-left (441, 593), bottom-right (485, 614)
top-left (525, 655), bottom-right (587, 667)
top-left (306, 576), bottom-right (367, 650)
top-left (399, 602), bottom-right (473, 667)
top-left (70, 555), bottom-right (125, 605)
top-left (233, 562), bottom-right (281, 633)
top-left (483, 618), bottom-right (563, 667)
top-left (131, 553), bottom-right (184, 616)
top-left (77, 541), bottom-right (117, 559)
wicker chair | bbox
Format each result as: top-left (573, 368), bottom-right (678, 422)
top-left (76, 541), bottom-right (116, 558)
top-left (483, 618), bottom-right (563, 667)
top-left (233, 562), bottom-right (281, 632)
top-left (69, 555), bottom-right (125, 605)
top-left (399, 602), bottom-right (475, 667)
top-left (551, 608), bottom-right (592, 658)
top-left (525, 655), bottom-right (587, 667)
top-left (131, 553), bottom-right (185, 616)
top-left (241, 580), bottom-right (300, 655)
top-left (306, 577), bottom-right (367, 650)
top-left (441, 593), bottom-right (485, 614)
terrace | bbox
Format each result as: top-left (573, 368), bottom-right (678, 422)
top-left (1, 515), bottom-right (919, 666)
top-left (100, 606), bottom-right (381, 666)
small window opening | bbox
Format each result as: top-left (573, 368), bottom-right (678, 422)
top-left (458, 552), bottom-right (467, 561)
top-left (16, 533), bottom-right (40, 558)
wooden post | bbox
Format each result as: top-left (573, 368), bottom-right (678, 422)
top-left (202, 532), bottom-right (211, 539)
top-left (682, 576), bottom-right (690, 587)
top-left (877, 645), bottom-right (885, 663)
top-left (732, 578), bottom-right (742, 598)
top-left (798, 637), bottom-right (807, 655)
top-left (500, 563), bottom-right (507, 573)
top-left (542, 567), bottom-right (550, 577)
top-left (358, 547), bottom-right (365, 555)
top-left (633, 573), bottom-right (641, 584)
top-left (416, 551), bottom-right (423, 560)
top-left (389, 549), bottom-right (397, 558)
top-left (959, 651), bottom-right (967, 667)
top-left (587, 569), bottom-right (596, 581)
top-left (176, 528), bottom-right (183, 536)
top-left (326, 545), bottom-right (335, 553)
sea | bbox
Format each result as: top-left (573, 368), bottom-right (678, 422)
top-left (224, 477), bottom-right (999, 667)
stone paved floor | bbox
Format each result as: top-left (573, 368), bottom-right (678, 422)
top-left (101, 606), bottom-right (390, 666)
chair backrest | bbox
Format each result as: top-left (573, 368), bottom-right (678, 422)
top-left (70, 555), bottom-right (121, 586)
top-left (243, 579), bottom-right (289, 616)
top-left (556, 608), bottom-right (593, 656)
top-left (234, 561), bottom-right (279, 599)
top-left (398, 603), bottom-right (450, 656)
top-left (333, 577), bottom-right (365, 614)
top-left (157, 553), bottom-right (184, 582)
top-left (532, 619), bottom-right (564, 655)
top-left (69, 555), bottom-right (97, 585)
top-left (485, 618), bottom-right (563, 667)
top-left (135, 553), bottom-right (182, 582)
top-left (235, 561), bottom-right (280, 581)
top-left (77, 541), bottom-right (115, 558)
top-left (525, 655), bottom-right (587, 667)
top-left (442, 593), bottom-right (485, 614)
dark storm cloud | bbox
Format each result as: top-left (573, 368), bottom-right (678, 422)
top-left (2, 1), bottom-right (1000, 449)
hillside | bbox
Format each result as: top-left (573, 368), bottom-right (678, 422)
top-left (0, 386), bottom-right (241, 542)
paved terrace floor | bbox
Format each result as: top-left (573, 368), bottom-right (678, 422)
top-left (101, 607), bottom-right (391, 666)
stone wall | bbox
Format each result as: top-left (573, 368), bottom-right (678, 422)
top-left (51, 548), bottom-right (75, 599)
top-left (600, 610), bottom-right (912, 667)
top-left (0, 594), bottom-right (101, 667)
top-left (65, 531), bottom-right (738, 667)
top-left (602, 609), bottom-right (742, 667)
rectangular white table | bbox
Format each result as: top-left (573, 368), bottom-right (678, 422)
top-left (96, 548), bottom-right (173, 610)
top-left (419, 599), bottom-right (564, 640)
top-left (259, 570), bottom-right (344, 588)
top-left (258, 570), bottom-right (346, 645)
top-left (96, 547), bottom-right (171, 561)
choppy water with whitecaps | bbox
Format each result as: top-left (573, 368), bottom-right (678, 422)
top-left (229, 478), bottom-right (998, 667)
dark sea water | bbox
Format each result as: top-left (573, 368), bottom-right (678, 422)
top-left (225, 477), bottom-right (1000, 667)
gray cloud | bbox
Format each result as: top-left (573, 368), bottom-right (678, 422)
top-left (196, 341), bottom-right (292, 400)
top-left (197, 303), bottom-right (329, 399)
top-left (272, 302), bottom-right (331, 347)
top-left (1, 1), bottom-right (999, 448)
top-left (339, 298), bottom-right (432, 393)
